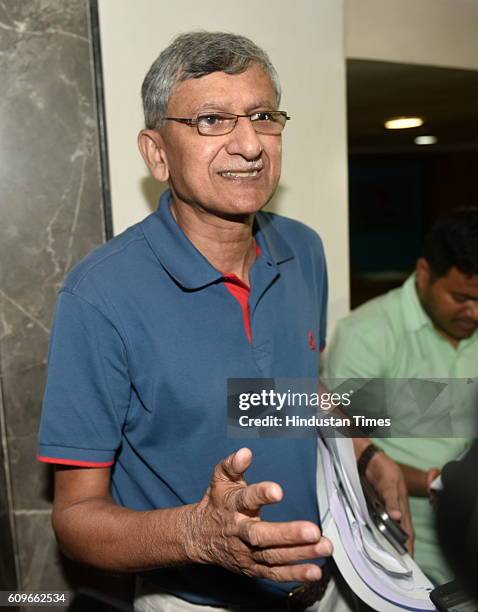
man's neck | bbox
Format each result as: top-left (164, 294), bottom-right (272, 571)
top-left (171, 199), bottom-right (256, 285)
top-left (415, 280), bottom-right (460, 349)
top-left (433, 326), bottom-right (460, 349)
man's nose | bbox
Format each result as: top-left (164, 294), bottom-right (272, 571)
top-left (225, 117), bottom-right (263, 159)
top-left (464, 300), bottom-right (478, 320)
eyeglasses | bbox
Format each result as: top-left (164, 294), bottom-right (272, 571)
top-left (163, 111), bottom-right (290, 136)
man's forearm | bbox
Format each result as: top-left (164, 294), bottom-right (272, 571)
top-left (53, 497), bottom-right (199, 572)
top-left (398, 463), bottom-right (440, 497)
top-left (351, 436), bottom-right (372, 458)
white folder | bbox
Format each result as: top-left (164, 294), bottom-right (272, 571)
top-left (317, 435), bottom-right (436, 611)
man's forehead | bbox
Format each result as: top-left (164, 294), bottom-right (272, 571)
top-left (167, 65), bottom-right (276, 114)
top-left (440, 267), bottom-right (478, 292)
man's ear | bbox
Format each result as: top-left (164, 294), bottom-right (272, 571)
top-left (137, 129), bottom-right (169, 182)
top-left (415, 257), bottom-right (431, 292)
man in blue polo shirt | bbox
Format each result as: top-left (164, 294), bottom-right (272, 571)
top-left (39, 31), bottom-right (411, 611)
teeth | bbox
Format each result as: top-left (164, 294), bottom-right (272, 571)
top-left (220, 170), bottom-right (259, 177)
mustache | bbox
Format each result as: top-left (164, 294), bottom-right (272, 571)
top-left (456, 318), bottom-right (478, 326)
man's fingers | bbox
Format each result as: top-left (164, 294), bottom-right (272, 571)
top-left (250, 561), bottom-right (323, 583)
top-left (401, 511), bottom-right (414, 555)
top-left (383, 478), bottom-right (414, 555)
top-left (239, 519), bottom-right (321, 548)
top-left (251, 539), bottom-right (333, 566)
top-left (212, 448), bottom-right (252, 484)
top-left (426, 468), bottom-right (441, 492)
top-left (397, 480), bottom-right (414, 555)
top-left (380, 482), bottom-right (414, 555)
top-left (234, 481), bottom-right (283, 513)
top-left (380, 484), bottom-right (402, 521)
top-left (402, 511), bottom-right (414, 556)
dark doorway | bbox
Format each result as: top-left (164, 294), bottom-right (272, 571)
top-left (347, 60), bottom-right (478, 308)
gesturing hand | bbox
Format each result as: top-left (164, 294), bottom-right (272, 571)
top-left (189, 448), bottom-right (332, 582)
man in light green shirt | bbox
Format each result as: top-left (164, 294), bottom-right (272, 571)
top-left (322, 209), bottom-right (478, 585)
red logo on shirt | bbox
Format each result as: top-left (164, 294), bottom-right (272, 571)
top-left (308, 330), bottom-right (317, 351)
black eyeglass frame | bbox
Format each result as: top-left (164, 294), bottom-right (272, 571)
top-left (163, 111), bottom-right (291, 135)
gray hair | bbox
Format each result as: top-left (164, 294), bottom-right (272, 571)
top-left (141, 31), bottom-right (281, 129)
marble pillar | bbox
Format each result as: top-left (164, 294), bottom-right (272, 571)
top-left (0, 0), bottom-right (123, 602)
top-left (0, 390), bottom-right (17, 590)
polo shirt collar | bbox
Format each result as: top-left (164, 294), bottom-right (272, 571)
top-left (401, 273), bottom-right (431, 332)
top-left (140, 190), bottom-right (221, 290)
top-left (140, 190), bottom-right (294, 290)
top-left (254, 213), bottom-right (294, 265)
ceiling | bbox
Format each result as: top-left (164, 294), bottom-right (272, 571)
top-left (347, 59), bottom-right (478, 153)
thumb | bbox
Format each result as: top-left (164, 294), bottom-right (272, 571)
top-left (212, 448), bottom-right (253, 484)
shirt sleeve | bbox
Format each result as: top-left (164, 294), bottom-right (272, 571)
top-left (38, 290), bottom-right (131, 467)
top-left (319, 260), bottom-right (328, 352)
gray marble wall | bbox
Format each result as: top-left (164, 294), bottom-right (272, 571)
top-left (0, 0), bottom-right (119, 603)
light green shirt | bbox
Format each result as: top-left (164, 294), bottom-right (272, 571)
top-left (322, 275), bottom-right (478, 585)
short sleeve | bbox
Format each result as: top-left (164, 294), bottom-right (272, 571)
top-left (38, 290), bottom-right (131, 467)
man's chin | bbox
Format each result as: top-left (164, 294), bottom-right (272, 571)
top-left (170, 188), bottom-right (274, 219)
top-left (217, 180), bottom-right (278, 211)
top-left (452, 322), bottom-right (478, 339)
top-left (216, 193), bottom-right (275, 217)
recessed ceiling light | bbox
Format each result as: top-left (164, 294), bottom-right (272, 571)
top-left (414, 135), bottom-right (437, 145)
top-left (384, 117), bottom-right (424, 130)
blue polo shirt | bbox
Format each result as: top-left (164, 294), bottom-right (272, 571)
top-left (39, 190), bottom-right (328, 606)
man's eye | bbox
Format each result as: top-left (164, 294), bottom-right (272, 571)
top-left (198, 114), bottom-right (223, 126)
top-left (452, 294), bottom-right (468, 303)
top-left (252, 111), bottom-right (274, 122)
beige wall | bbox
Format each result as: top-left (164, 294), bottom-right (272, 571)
top-left (345, 0), bottom-right (478, 70)
top-left (97, 0), bottom-right (350, 327)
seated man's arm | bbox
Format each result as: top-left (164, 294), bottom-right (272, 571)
top-left (52, 448), bottom-right (332, 582)
top-left (397, 463), bottom-right (440, 497)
